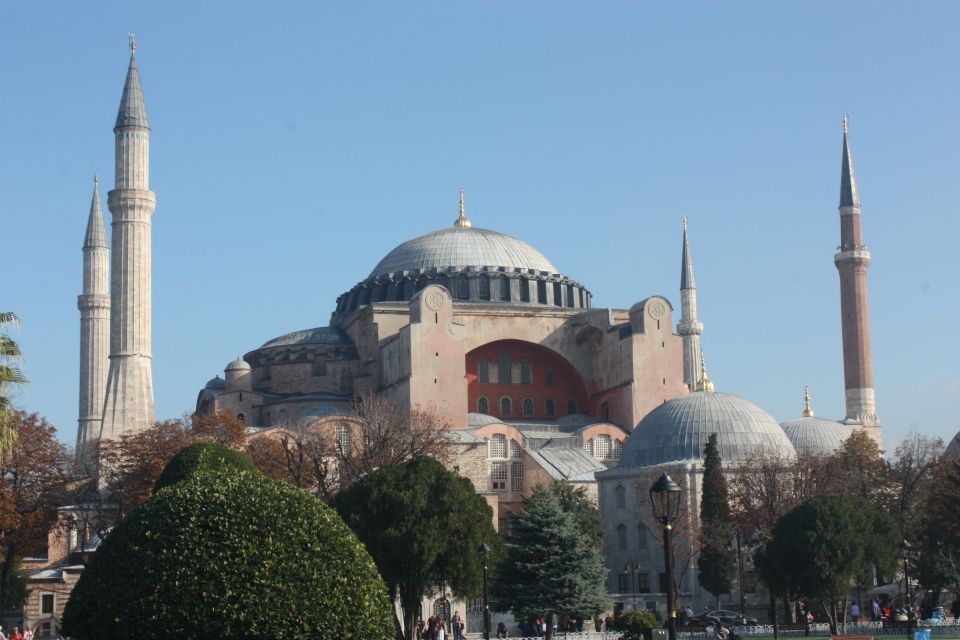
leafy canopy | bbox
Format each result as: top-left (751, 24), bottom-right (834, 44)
top-left (153, 441), bottom-right (257, 492)
top-left (63, 471), bottom-right (393, 640)
top-left (333, 455), bottom-right (499, 640)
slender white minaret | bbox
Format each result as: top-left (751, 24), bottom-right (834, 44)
top-left (100, 36), bottom-right (157, 440)
top-left (834, 115), bottom-right (881, 445)
top-left (77, 174), bottom-right (110, 461)
top-left (676, 216), bottom-right (705, 391)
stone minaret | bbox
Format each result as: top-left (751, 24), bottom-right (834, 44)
top-left (77, 174), bottom-right (110, 460)
top-left (676, 217), bottom-right (705, 391)
top-left (100, 38), bottom-right (157, 440)
top-left (833, 116), bottom-right (881, 445)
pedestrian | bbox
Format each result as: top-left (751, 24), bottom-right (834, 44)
top-left (871, 600), bottom-right (881, 622)
top-left (451, 611), bottom-right (463, 640)
top-left (437, 619), bottom-right (446, 640)
top-left (850, 602), bottom-right (860, 622)
top-left (0, 624), bottom-right (7, 640)
top-left (498, 622), bottom-right (508, 639)
top-left (604, 614), bottom-right (613, 631)
top-left (8, 628), bottom-right (22, 640)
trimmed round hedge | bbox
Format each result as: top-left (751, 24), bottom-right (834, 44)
top-left (153, 442), bottom-right (257, 492)
top-left (63, 471), bottom-right (394, 640)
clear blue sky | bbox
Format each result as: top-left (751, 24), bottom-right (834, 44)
top-left (2, 2), bottom-right (958, 451)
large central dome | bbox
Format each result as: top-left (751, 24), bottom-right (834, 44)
top-left (369, 226), bottom-right (559, 279)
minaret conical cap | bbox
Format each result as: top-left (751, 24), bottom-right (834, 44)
top-left (115, 39), bottom-right (150, 131)
top-left (680, 216), bottom-right (696, 290)
top-left (839, 115), bottom-right (859, 207)
top-left (83, 174), bottom-right (108, 249)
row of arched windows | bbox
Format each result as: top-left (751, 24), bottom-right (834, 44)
top-left (584, 434), bottom-right (623, 460)
top-left (477, 356), bottom-right (535, 385)
top-left (477, 396), bottom-right (577, 417)
top-left (615, 523), bottom-right (649, 551)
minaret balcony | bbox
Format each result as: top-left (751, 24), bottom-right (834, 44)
top-left (833, 248), bottom-right (871, 265)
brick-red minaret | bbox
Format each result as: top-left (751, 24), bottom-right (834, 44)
top-left (833, 116), bottom-right (881, 445)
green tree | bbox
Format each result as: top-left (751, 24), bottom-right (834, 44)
top-left (697, 433), bottom-right (736, 604)
top-left (491, 485), bottom-right (609, 640)
top-left (153, 441), bottom-right (257, 492)
top-left (548, 479), bottom-right (604, 544)
top-left (757, 494), bottom-right (899, 634)
top-left (333, 456), bottom-right (498, 640)
top-left (63, 470), bottom-right (393, 640)
top-left (611, 611), bottom-right (661, 640)
top-left (0, 312), bottom-right (27, 459)
top-left (918, 457), bottom-right (960, 593)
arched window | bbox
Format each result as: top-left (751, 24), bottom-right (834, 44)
top-left (510, 440), bottom-right (522, 458)
top-left (498, 352), bottom-right (511, 384)
top-left (566, 397), bottom-right (578, 415)
top-left (478, 274), bottom-right (490, 300)
top-left (456, 276), bottom-right (469, 300)
top-left (433, 598), bottom-right (451, 624)
top-left (490, 461), bottom-right (507, 491)
top-left (567, 283), bottom-right (575, 307)
top-left (335, 423), bottom-right (352, 457)
top-left (499, 274), bottom-right (510, 301)
top-left (545, 398), bottom-right (556, 417)
top-left (522, 397), bottom-right (534, 417)
top-left (553, 282), bottom-right (563, 306)
top-left (615, 485), bottom-right (626, 509)
top-left (477, 396), bottom-right (489, 414)
top-left (536, 280), bottom-right (547, 304)
top-left (489, 434), bottom-right (507, 458)
top-left (520, 277), bottom-right (530, 302)
top-left (611, 438), bottom-right (623, 460)
top-left (520, 359), bottom-right (532, 384)
top-left (478, 358), bottom-right (489, 384)
top-left (617, 524), bottom-right (627, 550)
top-left (500, 396), bottom-right (512, 417)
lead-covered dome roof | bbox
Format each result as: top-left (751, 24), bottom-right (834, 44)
top-left (369, 227), bottom-right (559, 279)
top-left (619, 391), bottom-right (797, 468)
top-left (946, 430), bottom-right (960, 459)
top-left (780, 416), bottom-right (852, 456)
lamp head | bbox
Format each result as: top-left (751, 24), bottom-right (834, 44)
top-left (649, 473), bottom-right (682, 522)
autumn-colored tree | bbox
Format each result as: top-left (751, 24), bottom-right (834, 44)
top-left (833, 430), bottom-right (887, 502)
top-left (189, 411), bottom-right (246, 446)
top-left (0, 411), bottom-right (72, 609)
top-left (246, 393), bottom-right (453, 501)
top-left (885, 433), bottom-right (943, 543)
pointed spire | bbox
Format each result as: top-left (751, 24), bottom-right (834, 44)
top-left (83, 173), bottom-right (108, 249)
top-left (802, 384), bottom-right (815, 417)
top-left (453, 187), bottom-right (472, 228)
top-left (839, 114), bottom-right (859, 207)
top-left (680, 215), bottom-right (696, 290)
top-left (115, 35), bottom-right (150, 130)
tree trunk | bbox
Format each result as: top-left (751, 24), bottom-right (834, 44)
top-left (545, 612), bottom-right (555, 640)
top-left (820, 598), bottom-right (837, 636)
top-left (770, 592), bottom-right (779, 640)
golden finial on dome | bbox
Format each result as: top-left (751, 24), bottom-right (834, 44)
top-left (453, 187), bottom-right (472, 228)
top-left (802, 384), bottom-right (815, 417)
top-left (696, 354), bottom-right (715, 392)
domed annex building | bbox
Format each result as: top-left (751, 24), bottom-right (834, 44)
top-left (196, 189), bottom-right (690, 520)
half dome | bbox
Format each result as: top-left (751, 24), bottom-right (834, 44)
top-left (619, 391), bottom-right (797, 468)
top-left (780, 416), bottom-right (852, 456)
top-left (369, 226), bottom-right (559, 279)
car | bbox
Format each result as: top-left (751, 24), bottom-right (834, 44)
top-left (690, 610), bottom-right (758, 627)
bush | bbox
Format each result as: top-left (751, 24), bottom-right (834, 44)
top-left (153, 442), bottom-right (257, 492)
top-left (63, 471), bottom-right (394, 640)
top-left (612, 611), bottom-right (662, 640)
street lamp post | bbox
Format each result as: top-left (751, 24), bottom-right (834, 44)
top-left (650, 474), bottom-right (682, 640)
top-left (479, 542), bottom-right (491, 640)
top-left (625, 560), bottom-right (641, 612)
top-left (901, 540), bottom-right (913, 640)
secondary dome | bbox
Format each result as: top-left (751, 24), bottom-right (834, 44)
top-left (369, 226), bottom-right (559, 279)
top-left (780, 416), bottom-right (852, 456)
top-left (619, 391), bottom-right (797, 468)
top-left (946, 430), bottom-right (960, 459)
top-left (225, 357), bottom-right (251, 372)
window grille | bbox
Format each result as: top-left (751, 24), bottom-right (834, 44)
top-left (500, 397), bottom-right (512, 416)
top-left (593, 435), bottom-right (610, 460)
top-left (638, 573), bottom-right (650, 592)
top-left (520, 360), bottom-right (532, 384)
top-left (498, 353), bottom-right (511, 384)
top-left (491, 461), bottom-right (507, 490)
top-left (489, 434), bottom-right (507, 458)
top-left (335, 423), bottom-right (352, 457)
top-left (499, 275), bottom-right (510, 301)
top-left (509, 440), bottom-right (522, 459)
top-left (477, 396), bottom-right (489, 414)
top-left (611, 438), bottom-right (623, 460)
top-left (478, 275), bottom-right (490, 300)
top-left (510, 461), bottom-right (524, 491)
top-left (618, 574), bottom-right (630, 594)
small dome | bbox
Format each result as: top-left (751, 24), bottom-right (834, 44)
top-left (780, 416), bottom-right (852, 456)
top-left (261, 326), bottom-right (348, 349)
top-left (225, 357), bottom-right (251, 372)
top-left (369, 227), bottom-right (559, 279)
top-left (619, 391), bottom-right (797, 468)
top-left (946, 430), bottom-right (960, 459)
top-left (205, 376), bottom-right (225, 390)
